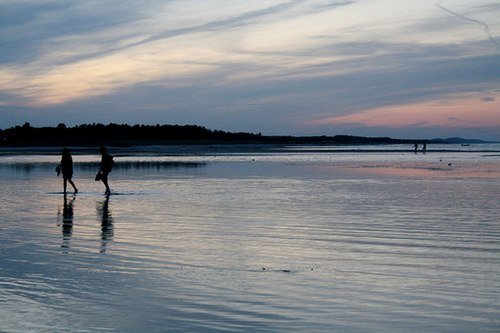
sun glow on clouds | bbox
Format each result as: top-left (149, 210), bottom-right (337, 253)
top-left (2, 0), bottom-right (342, 105)
top-left (0, 0), bottom-right (499, 138)
top-left (0, 0), bottom-right (489, 106)
top-left (0, 34), bottom-right (222, 105)
top-left (312, 92), bottom-right (500, 128)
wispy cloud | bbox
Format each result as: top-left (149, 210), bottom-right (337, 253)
top-left (310, 92), bottom-right (500, 128)
top-left (0, 0), bottom-right (499, 139)
top-left (436, 0), bottom-right (500, 49)
top-left (0, 0), bottom-right (360, 105)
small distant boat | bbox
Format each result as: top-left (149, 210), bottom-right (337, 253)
top-left (461, 143), bottom-right (470, 146)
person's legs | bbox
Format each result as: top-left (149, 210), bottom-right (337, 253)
top-left (101, 173), bottom-right (110, 194)
top-left (63, 178), bottom-right (68, 194)
top-left (68, 179), bottom-right (78, 193)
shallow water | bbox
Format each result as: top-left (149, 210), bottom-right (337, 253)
top-left (1, 148), bottom-right (499, 332)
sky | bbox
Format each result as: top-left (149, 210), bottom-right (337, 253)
top-left (0, 0), bottom-right (499, 140)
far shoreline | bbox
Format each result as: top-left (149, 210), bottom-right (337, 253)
top-left (1, 123), bottom-right (496, 150)
top-left (1, 142), bottom-right (499, 157)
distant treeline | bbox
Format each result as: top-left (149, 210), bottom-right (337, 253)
top-left (0, 122), bottom-right (415, 147)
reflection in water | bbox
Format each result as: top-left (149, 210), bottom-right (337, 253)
top-left (58, 195), bottom-right (75, 250)
top-left (116, 161), bottom-right (205, 171)
top-left (78, 161), bottom-right (206, 171)
top-left (0, 161), bottom-right (206, 177)
top-left (97, 195), bottom-right (114, 253)
top-left (0, 163), bottom-right (36, 174)
top-left (2, 153), bottom-right (500, 332)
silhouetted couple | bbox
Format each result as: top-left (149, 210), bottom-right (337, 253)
top-left (413, 142), bottom-right (427, 154)
top-left (57, 146), bottom-right (114, 195)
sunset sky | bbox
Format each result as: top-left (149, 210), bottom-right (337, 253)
top-left (1, 0), bottom-right (499, 139)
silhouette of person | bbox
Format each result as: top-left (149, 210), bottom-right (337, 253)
top-left (422, 142), bottom-right (427, 153)
top-left (58, 194), bottom-right (75, 249)
top-left (97, 146), bottom-right (114, 195)
top-left (97, 195), bottom-right (114, 253)
top-left (58, 148), bottom-right (78, 194)
top-left (414, 142), bottom-right (418, 153)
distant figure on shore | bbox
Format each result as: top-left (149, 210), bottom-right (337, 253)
top-left (414, 143), bottom-right (418, 153)
top-left (57, 148), bottom-right (78, 195)
top-left (96, 146), bottom-right (114, 195)
top-left (422, 142), bottom-right (427, 153)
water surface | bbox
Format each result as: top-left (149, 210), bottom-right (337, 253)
top-left (1, 147), bottom-right (499, 332)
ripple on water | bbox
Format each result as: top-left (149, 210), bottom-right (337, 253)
top-left (0, 156), bottom-right (499, 332)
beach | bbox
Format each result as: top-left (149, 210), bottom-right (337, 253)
top-left (0, 144), bottom-right (499, 332)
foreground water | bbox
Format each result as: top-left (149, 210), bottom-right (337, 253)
top-left (1, 146), bottom-right (499, 332)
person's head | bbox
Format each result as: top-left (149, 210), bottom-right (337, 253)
top-left (99, 146), bottom-right (106, 155)
top-left (62, 148), bottom-right (70, 156)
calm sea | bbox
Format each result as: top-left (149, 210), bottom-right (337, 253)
top-left (1, 145), bottom-right (499, 332)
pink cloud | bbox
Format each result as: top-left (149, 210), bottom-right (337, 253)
top-left (311, 94), bottom-right (500, 128)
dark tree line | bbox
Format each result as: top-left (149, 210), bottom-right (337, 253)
top-left (0, 122), bottom-right (266, 146)
top-left (0, 122), bottom-right (413, 147)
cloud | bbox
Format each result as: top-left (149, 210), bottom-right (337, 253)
top-left (436, 0), bottom-right (500, 49)
top-left (0, 1), bottom-right (156, 65)
top-left (0, 0), bottom-right (360, 106)
top-left (309, 92), bottom-right (500, 129)
top-left (0, 0), bottom-right (499, 140)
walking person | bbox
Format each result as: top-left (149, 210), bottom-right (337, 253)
top-left (96, 146), bottom-right (114, 195)
top-left (58, 148), bottom-right (78, 195)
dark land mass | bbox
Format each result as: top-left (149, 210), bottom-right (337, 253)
top-left (0, 122), bottom-right (491, 148)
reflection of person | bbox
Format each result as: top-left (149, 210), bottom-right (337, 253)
top-left (98, 195), bottom-right (114, 253)
top-left (97, 146), bottom-right (114, 195)
top-left (59, 148), bottom-right (78, 194)
top-left (58, 195), bottom-right (75, 249)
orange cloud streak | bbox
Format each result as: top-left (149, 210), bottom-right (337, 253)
top-left (312, 94), bottom-right (500, 128)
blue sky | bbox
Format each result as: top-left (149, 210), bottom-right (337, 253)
top-left (1, 0), bottom-right (499, 139)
